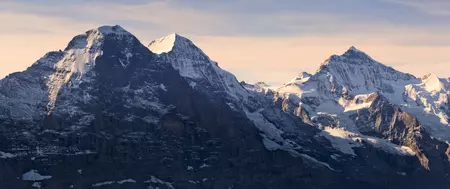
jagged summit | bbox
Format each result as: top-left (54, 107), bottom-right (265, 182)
top-left (147, 33), bottom-right (209, 60)
top-left (318, 46), bottom-right (415, 82)
top-left (148, 33), bottom-right (204, 55)
top-left (95, 25), bottom-right (130, 35)
top-left (148, 33), bottom-right (179, 54)
top-left (322, 46), bottom-right (374, 67)
top-left (345, 46), bottom-right (364, 54)
top-left (147, 33), bottom-right (258, 110)
top-left (65, 25), bottom-right (134, 51)
top-left (147, 33), bottom-right (214, 78)
top-left (287, 72), bottom-right (312, 84)
top-left (279, 46), bottom-right (417, 105)
top-left (297, 72), bottom-right (312, 79)
top-left (422, 73), bottom-right (438, 81)
top-left (341, 46), bottom-right (373, 60)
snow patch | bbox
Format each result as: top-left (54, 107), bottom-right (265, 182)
top-left (244, 109), bottom-right (284, 147)
top-left (117, 179), bottom-right (136, 184)
top-left (199, 163), bottom-right (210, 169)
top-left (319, 127), bottom-right (359, 156)
top-left (315, 100), bottom-right (343, 114)
top-left (189, 180), bottom-right (199, 184)
top-left (22, 170), bottom-right (52, 181)
top-left (92, 181), bottom-right (115, 187)
top-left (189, 81), bottom-right (197, 88)
top-left (300, 153), bottom-right (336, 171)
top-left (244, 108), bottom-right (303, 157)
top-left (148, 33), bottom-right (177, 54)
top-left (320, 127), bottom-right (415, 156)
top-left (160, 84), bottom-right (168, 91)
top-left (144, 176), bottom-right (175, 189)
top-left (92, 179), bottom-right (136, 187)
top-left (0, 151), bottom-right (16, 159)
top-left (32, 182), bottom-right (41, 188)
top-left (422, 73), bottom-right (444, 93)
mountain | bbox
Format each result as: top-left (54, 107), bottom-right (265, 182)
top-left (147, 33), bottom-right (259, 110)
top-left (1, 26), bottom-right (450, 189)
top-left (0, 25), bottom-right (341, 189)
top-left (261, 46), bottom-right (450, 187)
top-left (0, 26), bottom-right (273, 188)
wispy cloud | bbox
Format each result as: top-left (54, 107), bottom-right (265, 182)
top-left (385, 0), bottom-right (450, 16)
top-left (4, 0), bottom-right (450, 37)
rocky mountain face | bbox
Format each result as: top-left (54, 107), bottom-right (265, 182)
top-left (147, 33), bottom-right (259, 111)
top-left (248, 46), bottom-right (450, 188)
top-left (1, 25), bottom-right (450, 189)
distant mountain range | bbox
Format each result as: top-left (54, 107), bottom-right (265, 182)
top-left (1, 25), bottom-right (450, 189)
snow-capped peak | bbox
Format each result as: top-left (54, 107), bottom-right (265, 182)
top-left (47, 25), bottom-right (139, 112)
top-left (65, 25), bottom-right (133, 51)
top-left (148, 33), bottom-right (178, 54)
top-left (147, 33), bottom-right (257, 109)
top-left (347, 46), bottom-right (363, 53)
top-left (317, 46), bottom-right (415, 84)
top-left (320, 46), bottom-right (374, 69)
top-left (277, 46), bottom-right (418, 111)
top-left (95, 25), bottom-right (130, 35)
top-left (147, 33), bottom-right (214, 80)
top-left (148, 33), bottom-right (200, 54)
top-left (148, 33), bottom-right (209, 60)
top-left (421, 73), bottom-right (444, 92)
top-left (341, 46), bottom-right (373, 61)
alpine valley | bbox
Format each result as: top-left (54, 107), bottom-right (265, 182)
top-left (1, 25), bottom-right (450, 189)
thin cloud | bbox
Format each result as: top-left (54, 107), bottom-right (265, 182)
top-left (385, 0), bottom-right (450, 16)
top-left (1, 0), bottom-right (450, 84)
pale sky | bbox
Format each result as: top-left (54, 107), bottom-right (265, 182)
top-left (1, 0), bottom-right (450, 85)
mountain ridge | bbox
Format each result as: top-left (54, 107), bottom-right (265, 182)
top-left (2, 25), bottom-right (450, 189)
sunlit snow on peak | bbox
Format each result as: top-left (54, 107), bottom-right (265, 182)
top-left (148, 33), bottom-right (178, 54)
top-left (421, 73), bottom-right (444, 93)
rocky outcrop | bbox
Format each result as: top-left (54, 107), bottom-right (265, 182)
top-left (351, 93), bottom-right (450, 173)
